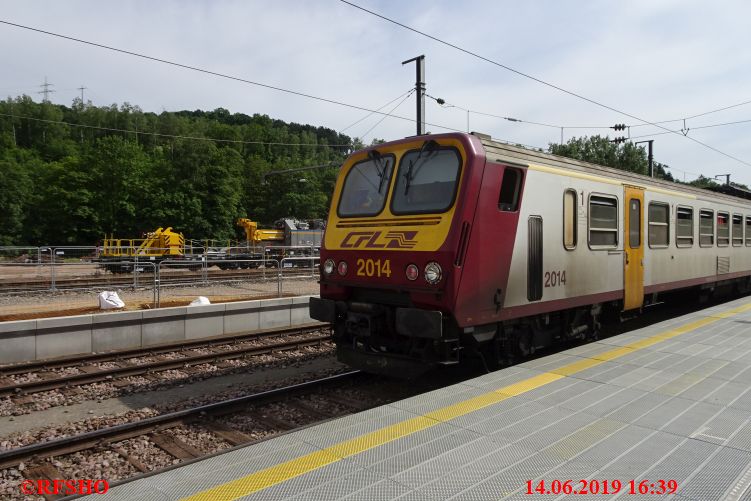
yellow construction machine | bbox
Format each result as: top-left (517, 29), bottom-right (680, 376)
top-left (99, 227), bottom-right (188, 273)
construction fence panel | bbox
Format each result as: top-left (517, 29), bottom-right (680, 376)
top-left (156, 258), bottom-right (282, 307)
top-left (279, 256), bottom-right (320, 298)
top-left (0, 261), bottom-right (157, 319)
top-left (0, 246), bottom-right (42, 264)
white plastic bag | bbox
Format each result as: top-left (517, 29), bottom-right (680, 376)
top-left (98, 291), bottom-right (125, 310)
top-left (189, 296), bottom-right (211, 306)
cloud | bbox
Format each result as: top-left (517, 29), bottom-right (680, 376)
top-left (1, 0), bottom-right (750, 181)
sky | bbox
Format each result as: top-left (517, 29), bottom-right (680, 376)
top-left (1, 0), bottom-right (751, 184)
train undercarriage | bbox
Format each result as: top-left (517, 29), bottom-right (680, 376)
top-left (311, 294), bottom-right (603, 378)
top-left (314, 276), bottom-right (751, 378)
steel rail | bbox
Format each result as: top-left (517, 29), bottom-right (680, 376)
top-left (0, 332), bottom-right (332, 397)
top-left (0, 323), bottom-right (329, 375)
top-left (0, 371), bottom-right (363, 469)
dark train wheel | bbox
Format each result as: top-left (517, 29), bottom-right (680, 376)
top-left (517, 327), bottom-right (535, 357)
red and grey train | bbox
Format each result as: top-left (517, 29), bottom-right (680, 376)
top-left (309, 132), bottom-right (751, 376)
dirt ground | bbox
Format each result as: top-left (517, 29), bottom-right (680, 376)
top-left (0, 293), bottom-right (300, 321)
top-left (0, 281), bottom-right (319, 321)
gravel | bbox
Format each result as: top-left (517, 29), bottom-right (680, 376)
top-left (113, 436), bottom-right (176, 471)
top-left (0, 360), bottom-right (358, 499)
top-left (0, 340), bottom-right (334, 416)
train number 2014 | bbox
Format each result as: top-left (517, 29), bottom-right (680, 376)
top-left (544, 270), bottom-right (567, 287)
top-left (356, 258), bottom-right (392, 278)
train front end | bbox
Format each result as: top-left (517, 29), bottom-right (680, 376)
top-left (310, 133), bottom-right (481, 376)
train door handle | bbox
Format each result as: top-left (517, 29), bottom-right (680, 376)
top-left (493, 288), bottom-right (502, 313)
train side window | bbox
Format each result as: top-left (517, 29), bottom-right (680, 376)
top-left (746, 216), bottom-right (751, 246)
top-left (699, 209), bottom-right (714, 247)
top-left (498, 168), bottom-right (522, 212)
top-left (676, 206), bottom-right (694, 247)
top-left (717, 211), bottom-right (730, 246)
top-left (563, 189), bottom-right (577, 250)
top-left (588, 194), bottom-right (618, 248)
top-left (648, 202), bottom-right (669, 248)
top-left (733, 214), bottom-right (743, 246)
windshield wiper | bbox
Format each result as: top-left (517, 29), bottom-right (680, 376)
top-left (404, 140), bottom-right (438, 195)
top-left (367, 149), bottom-right (389, 194)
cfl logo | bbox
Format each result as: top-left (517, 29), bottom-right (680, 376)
top-left (340, 231), bottom-right (418, 249)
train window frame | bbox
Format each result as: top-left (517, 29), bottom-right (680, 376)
top-left (732, 213), bottom-right (743, 246)
top-left (390, 145), bottom-right (463, 216)
top-left (587, 193), bottom-right (619, 250)
top-left (675, 205), bottom-right (694, 248)
top-left (498, 167), bottom-right (523, 212)
top-left (699, 209), bottom-right (714, 247)
top-left (336, 153), bottom-right (396, 218)
top-left (746, 216), bottom-right (751, 246)
top-left (717, 211), bottom-right (730, 247)
top-left (563, 189), bottom-right (577, 250)
top-left (648, 202), bottom-right (670, 248)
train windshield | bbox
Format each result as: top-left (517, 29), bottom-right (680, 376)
top-left (391, 146), bottom-right (461, 214)
top-left (337, 154), bottom-right (394, 217)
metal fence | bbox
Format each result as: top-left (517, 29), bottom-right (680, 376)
top-left (0, 246), bottom-right (320, 319)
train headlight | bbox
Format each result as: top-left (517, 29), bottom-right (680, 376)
top-left (337, 261), bottom-right (348, 276)
top-left (424, 262), bottom-right (442, 284)
top-left (323, 259), bottom-right (335, 275)
top-left (405, 264), bottom-right (419, 281)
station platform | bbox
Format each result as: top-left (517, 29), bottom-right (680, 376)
top-left (86, 297), bottom-right (751, 500)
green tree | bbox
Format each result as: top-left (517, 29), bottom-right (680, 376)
top-left (84, 136), bottom-right (151, 236)
top-left (0, 148), bottom-right (33, 244)
top-left (0, 94), bottom-right (353, 244)
top-left (548, 135), bottom-right (648, 174)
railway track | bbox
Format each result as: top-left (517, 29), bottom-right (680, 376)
top-left (0, 371), bottom-right (369, 471)
top-left (0, 324), bottom-right (332, 398)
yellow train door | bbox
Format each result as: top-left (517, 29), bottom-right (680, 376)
top-left (623, 186), bottom-right (645, 311)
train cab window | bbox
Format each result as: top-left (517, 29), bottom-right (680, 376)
top-left (588, 195), bottom-right (618, 248)
top-left (337, 154), bottom-right (394, 217)
top-left (498, 168), bottom-right (523, 212)
top-left (733, 214), bottom-right (743, 246)
top-left (699, 209), bottom-right (714, 247)
top-left (391, 146), bottom-right (462, 215)
top-left (648, 202), bottom-right (669, 248)
top-left (676, 206), bottom-right (694, 247)
top-left (563, 189), bottom-right (577, 250)
top-left (746, 216), bottom-right (751, 246)
top-left (717, 212), bottom-right (730, 247)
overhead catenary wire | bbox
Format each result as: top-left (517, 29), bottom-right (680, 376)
top-left (629, 98), bottom-right (751, 128)
top-left (430, 95), bottom-right (614, 130)
top-left (338, 88), bottom-right (414, 134)
top-left (7, 18), bottom-right (722, 163)
top-left (360, 89), bottom-right (415, 143)
top-left (0, 19), bottom-right (464, 136)
top-left (340, 0), bottom-right (751, 169)
top-left (0, 19), bottom-right (583, 154)
top-left (630, 118), bottom-right (751, 140)
top-left (431, 94), bottom-right (751, 137)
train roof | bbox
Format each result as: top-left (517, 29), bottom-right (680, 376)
top-left (476, 133), bottom-right (751, 206)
